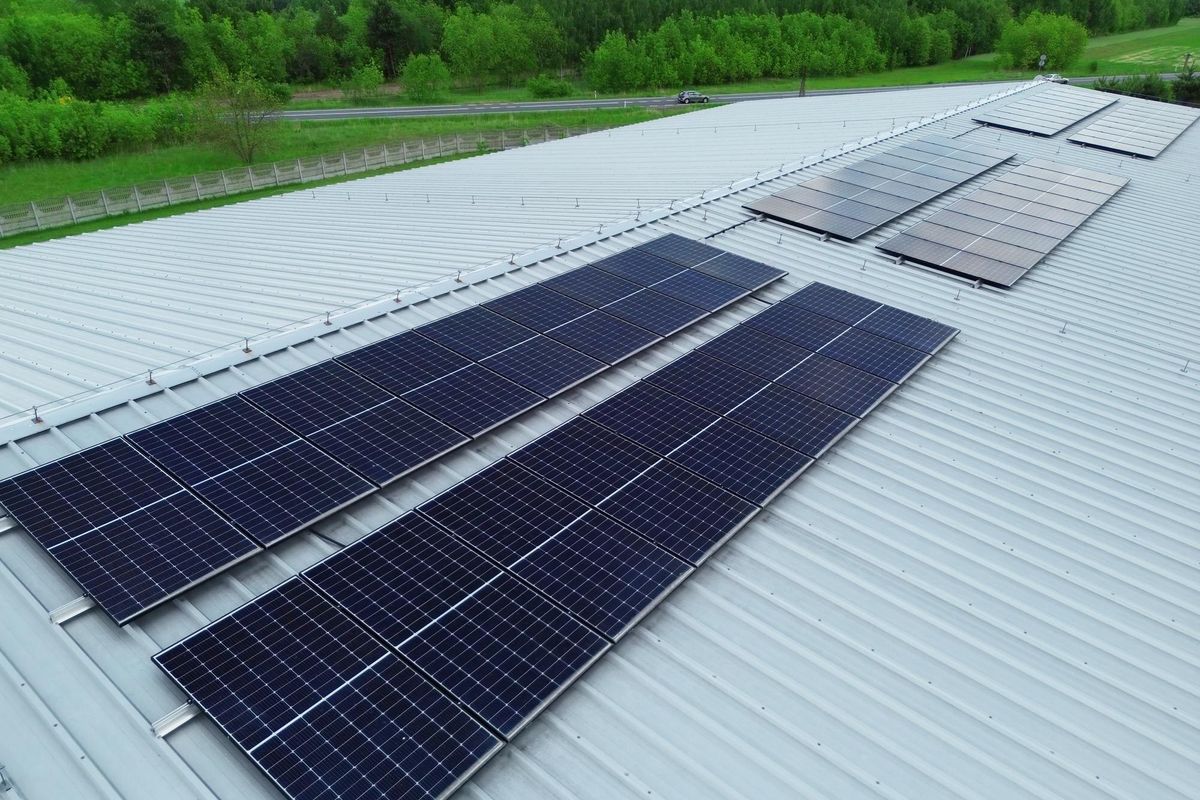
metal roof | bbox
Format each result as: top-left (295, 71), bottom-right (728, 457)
top-left (1, 81), bottom-right (1198, 800)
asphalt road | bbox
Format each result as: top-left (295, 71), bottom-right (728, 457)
top-left (277, 75), bottom-right (1146, 122)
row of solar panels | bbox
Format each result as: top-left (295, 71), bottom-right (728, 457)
top-left (154, 281), bottom-right (959, 800)
top-left (0, 234), bottom-right (786, 624)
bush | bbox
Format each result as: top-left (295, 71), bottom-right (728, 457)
top-left (526, 74), bottom-right (573, 98)
top-left (1094, 73), bottom-right (1172, 101)
top-left (994, 12), bottom-right (1088, 71)
top-left (402, 53), bottom-right (450, 102)
top-left (342, 62), bottom-right (384, 104)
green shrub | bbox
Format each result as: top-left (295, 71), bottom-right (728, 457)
top-left (527, 74), bottom-right (573, 98)
top-left (402, 53), bottom-right (450, 102)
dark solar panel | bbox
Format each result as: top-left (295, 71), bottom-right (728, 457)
top-left (783, 282), bottom-right (881, 325)
top-left (728, 384), bottom-right (856, 457)
top-left (597, 461), bottom-right (758, 565)
top-left (542, 267), bottom-right (641, 307)
top-left (743, 302), bottom-right (851, 351)
top-left (242, 361), bottom-right (392, 434)
top-left (972, 85), bottom-right (1117, 136)
top-left (483, 284), bottom-right (593, 332)
top-left (508, 418), bottom-right (658, 506)
top-left (154, 578), bottom-right (500, 800)
top-left (542, 310), bottom-right (660, 365)
top-left (583, 381), bottom-right (720, 455)
top-left (691, 252), bottom-right (787, 290)
top-left (818, 328), bottom-right (929, 383)
top-left (1069, 102), bottom-right (1199, 158)
top-left (336, 330), bottom-right (472, 396)
top-left (667, 418), bottom-right (813, 505)
top-left (696, 325), bottom-right (814, 381)
top-left (857, 305), bottom-right (958, 354)
top-left (637, 233), bottom-right (724, 266)
top-left (602, 289), bottom-right (708, 336)
top-left (416, 307), bottom-right (537, 361)
top-left (127, 398), bottom-right (373, 546)
top-left (776, 353), bottom-right (896, 417)
top-left (642, 351), bottom-right (770, 415)
top-left (401, 364), bottom-right (543, 437)
top-left (590, 248), bottom-right (686, 286)
top-left (509, 510), bottom-right (691, 640)
top-left (418, 460), bottom-right (589, 567)
top-left (650, 270), bottom-right (750, 312)
top-left (479, 336), bottom-right (606, 398)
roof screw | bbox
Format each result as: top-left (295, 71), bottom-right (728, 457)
top-left (146, 370), bottom-right (156, 386)
top-left (669, 200), bottom-right (675, 210)
top-left (509, 253), bottom-right (516, 264)
top-left (242, 338), bottom-right (252, 354)
top-left (635, 211), bottom-right (641, 221)
top-left (703, 209), bottom-right (708, 221)
top-left (556, 238), bottom-right (562, 248)
top-left (32, 405), bottom-right (43, 424)
top-left (323, 311), bottom-right (332, 326)
top-left (471, 195), bottom-right (475, 204)
top-left (520, 196), bottom-right (524, 206)
top-left (820, 233), bottom-right (830, 242)
top-left (394, 290), bottom-right (402, 303)
top-left (455, 270), bottom-right (463, 283)
top-left (1060, 320), bottom-right (1069, 334)
top-left (597, 224), bottom-right (604, 233)
top-left (954, 289), bottom-right (961, 302)
top-left (1183, 359), bottom-right (1191, 374)
top-left (346, 192), bottom-right (350, 200)
top-left (778, 233), bottom-right (783, 244)
top-left (426, 193), bottom-right (430, 203)
top-left (575, 198), bottom-right (580, 208)
top-left (861, 260), bottom-right (868, 271)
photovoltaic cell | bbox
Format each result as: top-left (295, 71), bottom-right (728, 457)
top-left (415, 307), bottom-right (537, 361)
top-left (127, 397), bottom-right (373, 546)
top-left (542, 267), bottom-right (641, 307)
top-left (401, 364), bottom-right (543, 437)
top-left (583, 381), bottom-right (720, 455)
top-left (602, 289), bottom-right (707, 336)
top-left (642, 351), bottom-right (769, 415)
top-left (335, 331), bottom-right (473, 396)
top-left (744, 302), bottom-right (850, 351)
top-left (818, 328), bottom-right (929, 383)
top-left (972, 84), bottom-right (1117, 136)
top-left (667, 418), bottom-right (813, 505)
top-left (697, 325), bottom-right (814, 381)
top-left (776, 353), bottom-right (896, 417)
top-left (508, 418), bottom-right (658, 506)
top-left (857, 305), bottom-right (958, 354)
top-left (590, 248), bottom-right (686, 286)
top-left (691, 252), bottom-right (787, 290)
top-left (1068, 102), bottom-right (1199, 158)
top-left (479, 336), bottom-right (606, 398)
top-left (650, 270), bottom-right (750, 312)
top-left (783, 282), bottom-right (881, 325)
top-left (728, 384), bottom-right (856, 457)
top-left (637, 233), bottom-right (724, 266)
top-left (483, 284), bottom-right (593, 332)
top-left (542, 310), bottom-right (660, 365)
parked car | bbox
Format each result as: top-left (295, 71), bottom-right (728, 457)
top-left (677, 90), bottom-right (710, 104)
top-left (1037, 73), bottom-right (1070, 84)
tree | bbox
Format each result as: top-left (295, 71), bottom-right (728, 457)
top-left (128, 0), bottom-right (188, 93)
top-left (995, 11), bottom-right (1088, 71)
top-left (197, 68), bottom-right (283, 164)
top-left (343, 60), bottom-right (384, 102)
top-left (441, 5), bottom-right (496, 90)
top-left (401, 52), bottom-right (449, 100)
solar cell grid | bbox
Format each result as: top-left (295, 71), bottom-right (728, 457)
top-left (583, 380), bottom-right (720, 455)
top-left (542, 266), bottom-right (641, 307)
top-left (744, 302), bottom-right (851, 351)
top-left (818, 327), bottom-right (929, 383)
top-left (241, 361), bottom-right (392, 435)
top-left (691, 252), bottom-right (786, 290)
top-left (650, 269), bottom-right (750, 312)
top-left (541, 309), bottom-right (660, 365)
top-left (728, 384), bottom-right (857, 457)
top-left (642, 351), bottom-right (770, 416)
top-left (484, 284), bottom-right (593, 332)
top-left (776, 353), bottom-right (896, 417)
top-left (508, 418), bottom-right (658, 506)
top-left (401, 364), bottom-right (543, 437)
top-left (696, 324), bottom-right (814, 381)
top-left (637, 233), bottom-right (724, 266)
top-left (416, 306), bottom-right (536, 361)
top-left (335, 331), bottom-right (472, 396)
top-left (590, 248), bottom-right (686, 286)
top-left (782, 282), bottom-right (881, 325)
top-left (667, 418), bottom-right (813, 505)
top-left (480, 335), bottom-right (606, 398)
top-left (602, 289), bottom-right (707, 336)
top-left (972, 86), bottom-right (1116, 136)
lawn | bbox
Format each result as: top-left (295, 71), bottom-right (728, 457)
top-left (0, 106), bottom-right (696, 205)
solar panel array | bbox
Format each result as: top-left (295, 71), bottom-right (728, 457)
top-left (972, 84), bottom-right (1117, 136)
top-left (0, 235), bottom-right (784, 624)
top-left (154, 279), bottom-right (957, 800)
top-left (742, 135), bottom-right (1013, 239)
top-left (877, 158), bottom-right (1128, 287)
top-left (1067, 101), bottom-right (1200, 158)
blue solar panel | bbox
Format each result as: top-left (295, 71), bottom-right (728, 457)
top-left (691, 252), bottom-right (786, 290)
top-left (418, 460), bottom-right (589, 567)
top-left (597, 461), bottom-right (758, 565)
top-left (583, 381), bottom-right (720, 455)
top-left (480, 336), bottom-right (606, 398)
top-left (590, 249), bottom-right (686, 286)
top-left (416, 306), bottom-right (537, 361)
top-left (399, 572), bottom-right (607, 737)
top-left (856, 305), bottom-right (958, 353)
top-left (508, 418), bottom-right (658, 506)
top-left (783, 282), bottom-right (882, 325)
top-left (335, 330), bottom-right (472, 396)
top-left (509, 510), bottom-right (691, 640)
top-left (637, 233), bottom-right (724, 267)
top-left (484, 284), bottom-right (593, 332)
top-left (744, 302), bottom-right (851, 351)
top-left (697, 324), bottom-right (814, 381)
top-left (819, 327), bottom-right (929, 382)
top-left (602, 289), bottom-right (707, 336)
top-left (650, 270), bottom-right (750, 312)
top-left (242, 361), bottom-right (468, 485)
top-left (400, 364), bottom-right (543, 437)
top-left (776, 353), bottom-right (896, 417)
top-left (542, 267), bottom-right (640, 307)
top-left (642, 351), bottom-right (769, 415)
top-left (542, 310), bottom-right (660, 365)
top-left (668, 419), bottom-right (813, 505)
top-left (727, 385), bottom-right (856, 457)
top-left (155, 578), bottom-right (500, 800)
top-left (127, 398), bottom-right (374, 546)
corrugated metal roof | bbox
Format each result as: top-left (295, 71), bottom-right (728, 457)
top-left (1, 82), bottom-right (1198, 800)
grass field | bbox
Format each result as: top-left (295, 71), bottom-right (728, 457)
top-left (0, 106), bottom-right (694, 205)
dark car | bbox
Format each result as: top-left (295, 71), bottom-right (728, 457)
top-left (677, 90), bottom-right (710, 104)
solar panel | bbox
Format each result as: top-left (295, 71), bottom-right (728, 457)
top-left (602, 289), bottom-right (707, 336)
top-left (650, 270), bottom-right (751, 312)
top-left (1068, 101), bottom-right (1200, 158)
top-left (818, 328), bottom-right (929, 383)
top-left (127, 398), bottom-right (373, 546)
top-left (541, 309), bottom-right (661, 365)
top-left (637, 233), bottom-right (724, 266)
top-left (583, 381), bottom-right (720, 455)
top-left (483, 284), bottom-right (593, 332)
top-left (696, 324), bottom-right (814, 381)
top-left (597, 461), bottom-right (758, 565)
top-left (242, 361), bottom-right (469, 485)
top-left (973, 84), bottom-right (1117, 136)
top-left (508, 418), bottom-right (658, 506)
top-left (776, 353), bottom-right (896, 417)
top-left (590, 248), bottom-right (686, 286)
top-left (0, 439), bottom-right (260, 623)
top-left (479, 336), bottom-right (606, 398)
top-left (542, 266), bottom-right (641, 307)
top-left (400, 364), bottom-right (543, 437)
top-left (154, 578), bottom-right (500, 800)
top-left (415, 306), bottom-right (537, 361)
top-left (744, 135), bottom-right (1013, 239)
top-left (336, 330), bottom-right (473, 396)
top-left (418, 460), bottom-right (589, 567)
top-left (857, 305), bottom-right (958, 354)
top-left (667, 418), bottom-right (813, 505)
top-left (743, 302), bottom-right (850, 351)
top-left (727, 384), bottom-right (856, 457)
top-left (878, 159), bottom-right (1127, 287)
top-left (642, 351), bottom-right (770, 415)
top-left (691, 252), bottom-right (787, 290)
top-left (783, 282), bottom-right (881, 325)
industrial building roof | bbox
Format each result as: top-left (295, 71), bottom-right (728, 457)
top-left (0, 80), bottom-right (1197, 800)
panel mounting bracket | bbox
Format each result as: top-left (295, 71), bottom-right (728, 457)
top-left (0, 763), bottom-right (13, 792)
top-left (153, 703), bottom-right (202, 739)
top-left (48, 596), bottom-right (96, 625)
top-left (0, 515), bottom-right (16, 534)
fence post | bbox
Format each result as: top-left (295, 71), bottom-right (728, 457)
top-left (383, 143), bottom-right (391, 166)
top-left (361, 148), bottom-right (368, 171)
top-left (421, 140), bottom-right (426, 159)
top-left (544, 127), bottom-right (550, 143)
top-left (163, 179), bottom-right (172, 205)
top-left (133, 186), bottom-right (143, 211)
top-left (295, 158), bottom-right (303, 182)
top-left (100, 189), bottom-right (111, 215)
top-left (501, 131), bottom-right (506, 149)
top-left (65, 196), bottom-right (79, 223)
top-left (319, 158), bottom-right (327, 179)
top-left (455, 133), bottom-right (461, 152)
top-left (341, 152), bottom-right (348, 174)
top-left (220, 171), bottom-right (230, 196)
top-left (438, 135), bottom-right (443, 155)
top-left (245, 167), bottom-right (253, 189)
top-left (192, 175), bottom-right (201, 200)
top-left (272, 163), bottom-right (280, 186)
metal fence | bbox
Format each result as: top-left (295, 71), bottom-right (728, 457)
top-left (0, 126), bottom-right (600, 239)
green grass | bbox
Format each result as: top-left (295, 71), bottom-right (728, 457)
top-left (0, 106), bottom-right (694, 205)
